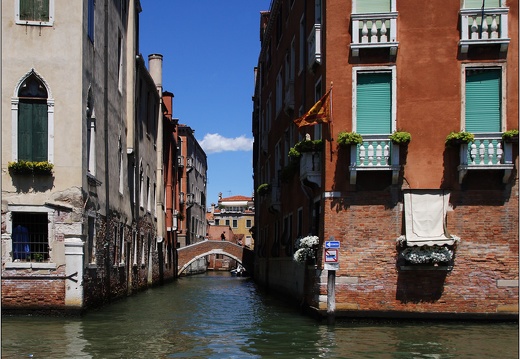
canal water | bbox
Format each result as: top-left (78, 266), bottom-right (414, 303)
top-left (2, 271), bottom-right (518, 359)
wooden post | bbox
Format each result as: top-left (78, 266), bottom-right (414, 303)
top-left (327, 269), bottom-right (336, 325)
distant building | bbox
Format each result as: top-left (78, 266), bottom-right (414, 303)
top-left (209, 193), bottom-right (255, 248)
top-left (176, 124), bottom-right (208, 274)
top-left (252, 0), bottom-right (518, 319)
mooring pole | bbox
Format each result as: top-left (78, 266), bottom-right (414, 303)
top-left (327, 269), bottom-right (336, 325)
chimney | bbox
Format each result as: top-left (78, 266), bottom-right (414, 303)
top-left (148, 54), bottom-right (163, 95)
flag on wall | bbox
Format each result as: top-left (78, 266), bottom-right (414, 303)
top-left (293, 89), bottom-right (331, 128)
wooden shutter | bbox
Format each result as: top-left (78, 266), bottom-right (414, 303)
top-left (464, 0), bottom-right (500, 8)
top-left (18, 100), bottom-right (47, 161)
top-left (465, 69), bottom-right (501, 133)
top-left (356, 0), bottom-right (391, 13)
top-left (19, 0), bottom-right (34, 21)
top-left (18, 102), bottom-right (33, 161)
top-left (356, 72), bottom-right (392, 134)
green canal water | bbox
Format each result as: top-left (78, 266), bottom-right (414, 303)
top-left (1, 271), bottom-right (518, 358)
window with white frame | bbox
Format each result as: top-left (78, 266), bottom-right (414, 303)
top-left (16, 0), bottom-right (55, 26)
top-left (353, 67), bottom-right (396, 135)
top-left (462, 65), bottom-right (504, 133)
top-left (11, 211), bottom-right (49, 262)
top-left (232, 219), bottom-right (238, 228)
top-left (352, 0), bottom-right (393, 13)
top-left (86, 88), bottom-right (96, 176)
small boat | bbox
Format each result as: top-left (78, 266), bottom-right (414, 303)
top-left (231, 264), bottom-right (246, 277)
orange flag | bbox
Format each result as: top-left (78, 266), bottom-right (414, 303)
top-left (293, 89), bottom-right (331, 128)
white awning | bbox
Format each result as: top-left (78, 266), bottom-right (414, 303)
top-left (403, 190), bottom-right (459, 247)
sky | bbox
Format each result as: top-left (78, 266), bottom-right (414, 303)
top-left (138, 1), bottom-right (272, 205)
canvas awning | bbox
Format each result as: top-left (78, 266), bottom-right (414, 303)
top-left (403, 190), bottom-right (459, 247)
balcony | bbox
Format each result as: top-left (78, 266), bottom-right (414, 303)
top-left (349, 135), bottom-right (401, 184)
top-left (351, 12), bottom-right (398, 57)
top-left (300, 152), bottom-right (321, 186)
top-left (457, 133), bottom-right (514, 183)
top-left (307, 24), bottom-right (322, 70)
top-left (459, 7), bottom-right (509, 53)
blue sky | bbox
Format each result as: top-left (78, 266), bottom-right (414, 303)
top-left (139, 1), bottom-right (271, 205)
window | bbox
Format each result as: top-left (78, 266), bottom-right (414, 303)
top-left (297, 207), bottom-right (303, 238)
top-left (16, 0), bottom-right (54, 26)
top-left (12, 71), bottom-right (54, 162)
top-left (215, 219), bottom-right (220, 226)
top-left (225, 219), bottom-right (230, 226)
top-left (464, 67), bottom-right (503, 133)
top-left (354, 0), bottom-right (391, 13)
top-left (299, 15), bottom-right (305, 74)
top-left (246, 219), bottom-right (252, 228)
top-left (232, 220), bottom-right (238, 228)
top-left (86, 88), bottom-right (96, 176)
top-left (88, 0), bottom-right (95, 42)
top-left (276, 69), bottom-right (283, 115)
top-left (87, 215), bottom-right (96, 265)
top-left (117, 31), bottom-right (124, 92)
top-left (11, 212), bottom-right (48, 262)
top-left (353, 67), bottom-right (396, 135)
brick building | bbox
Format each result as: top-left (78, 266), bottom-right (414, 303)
top-left (252, 0), bottom-right (518, 319)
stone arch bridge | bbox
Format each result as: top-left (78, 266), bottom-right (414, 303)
top-left (177, 240), bottom-right (254, 276)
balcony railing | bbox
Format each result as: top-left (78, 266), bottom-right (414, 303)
top-left (457, 133), bottom-right (514, 183)
top-left (349, 135), bottom-right (401, 184)
top-left (307, 24), bottom-right (322, 70)
top-left (300, 152), bottom-right (321, 186)
top-left (351, 12), bottom-right (398, 57)
top-left (459, 7), bottom-right (509, 53)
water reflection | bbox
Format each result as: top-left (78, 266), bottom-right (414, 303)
top-left (2, 272), bottom-right (518, 359)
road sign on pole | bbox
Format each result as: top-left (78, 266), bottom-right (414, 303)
top-left (325, 241), bottom-right (340, 249)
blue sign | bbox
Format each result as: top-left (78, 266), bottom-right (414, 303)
top-left (325, 241), bottom-right (340, 249)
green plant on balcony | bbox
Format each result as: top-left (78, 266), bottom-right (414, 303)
top-left (337, 131), bottom-right (363, 146)
top-left (288, 139), bottom-right (324, 160)
top-left (502, 129), bottom-right (519, 143)
top-left (445, 131), bottom-right (474, 147)
top-left (8, 160), bottom-right (54, 175)
top-left (389, 131), bottom-right (411, 145)
top-left (256, 183), bottom-right (271, 196)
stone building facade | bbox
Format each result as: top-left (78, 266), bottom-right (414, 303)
top-left (1, 0), bottom-right (177, 312)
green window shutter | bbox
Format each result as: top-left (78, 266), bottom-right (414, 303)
top-left (464, 0), bottom-right (500, 9)
top-left (36, 0), bottom-right (50, 22)
top-left (18, 101), bottom-right (47, 161)
top-left (356, 72), bottom-right (392, 134)
top-left (19, 0), bottom-right (34, 21)
top-left (32, 101), bottom-right (48, 161)
top-left (465, 69), bottom-right (501, 133)
top-left (356, 0), bottom-right (391, 13)
top-left (18, 102), bottom-right (33, 161)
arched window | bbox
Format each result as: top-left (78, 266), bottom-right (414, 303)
top-left (17, 73), bottom-right (49, 162)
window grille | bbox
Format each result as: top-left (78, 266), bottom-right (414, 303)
top-left (12, 212), bottom-right (48, 262)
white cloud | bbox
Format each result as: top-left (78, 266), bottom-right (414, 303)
top-left (199, 133), bottom-right (253, 154)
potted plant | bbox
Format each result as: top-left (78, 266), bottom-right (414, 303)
top-left (337, 131), bottom-right (363, 146)
top-left (389, 131), bottom-right (411, 145)
top-left (400, 246), bottom-right (453, 266)
top-left (256, 183), bottom-right (271, 196)
top-left (293, 235), bottom-right (319, 264)
top-left (8, 160), bottom-right (53, 175)
top-left (502, 129), bottom-right (519, 143)
top-left (445, 131), bottom-right (474, 147)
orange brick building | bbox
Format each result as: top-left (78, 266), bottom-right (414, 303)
top-left (252, 0), bottom-right (518, 319)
